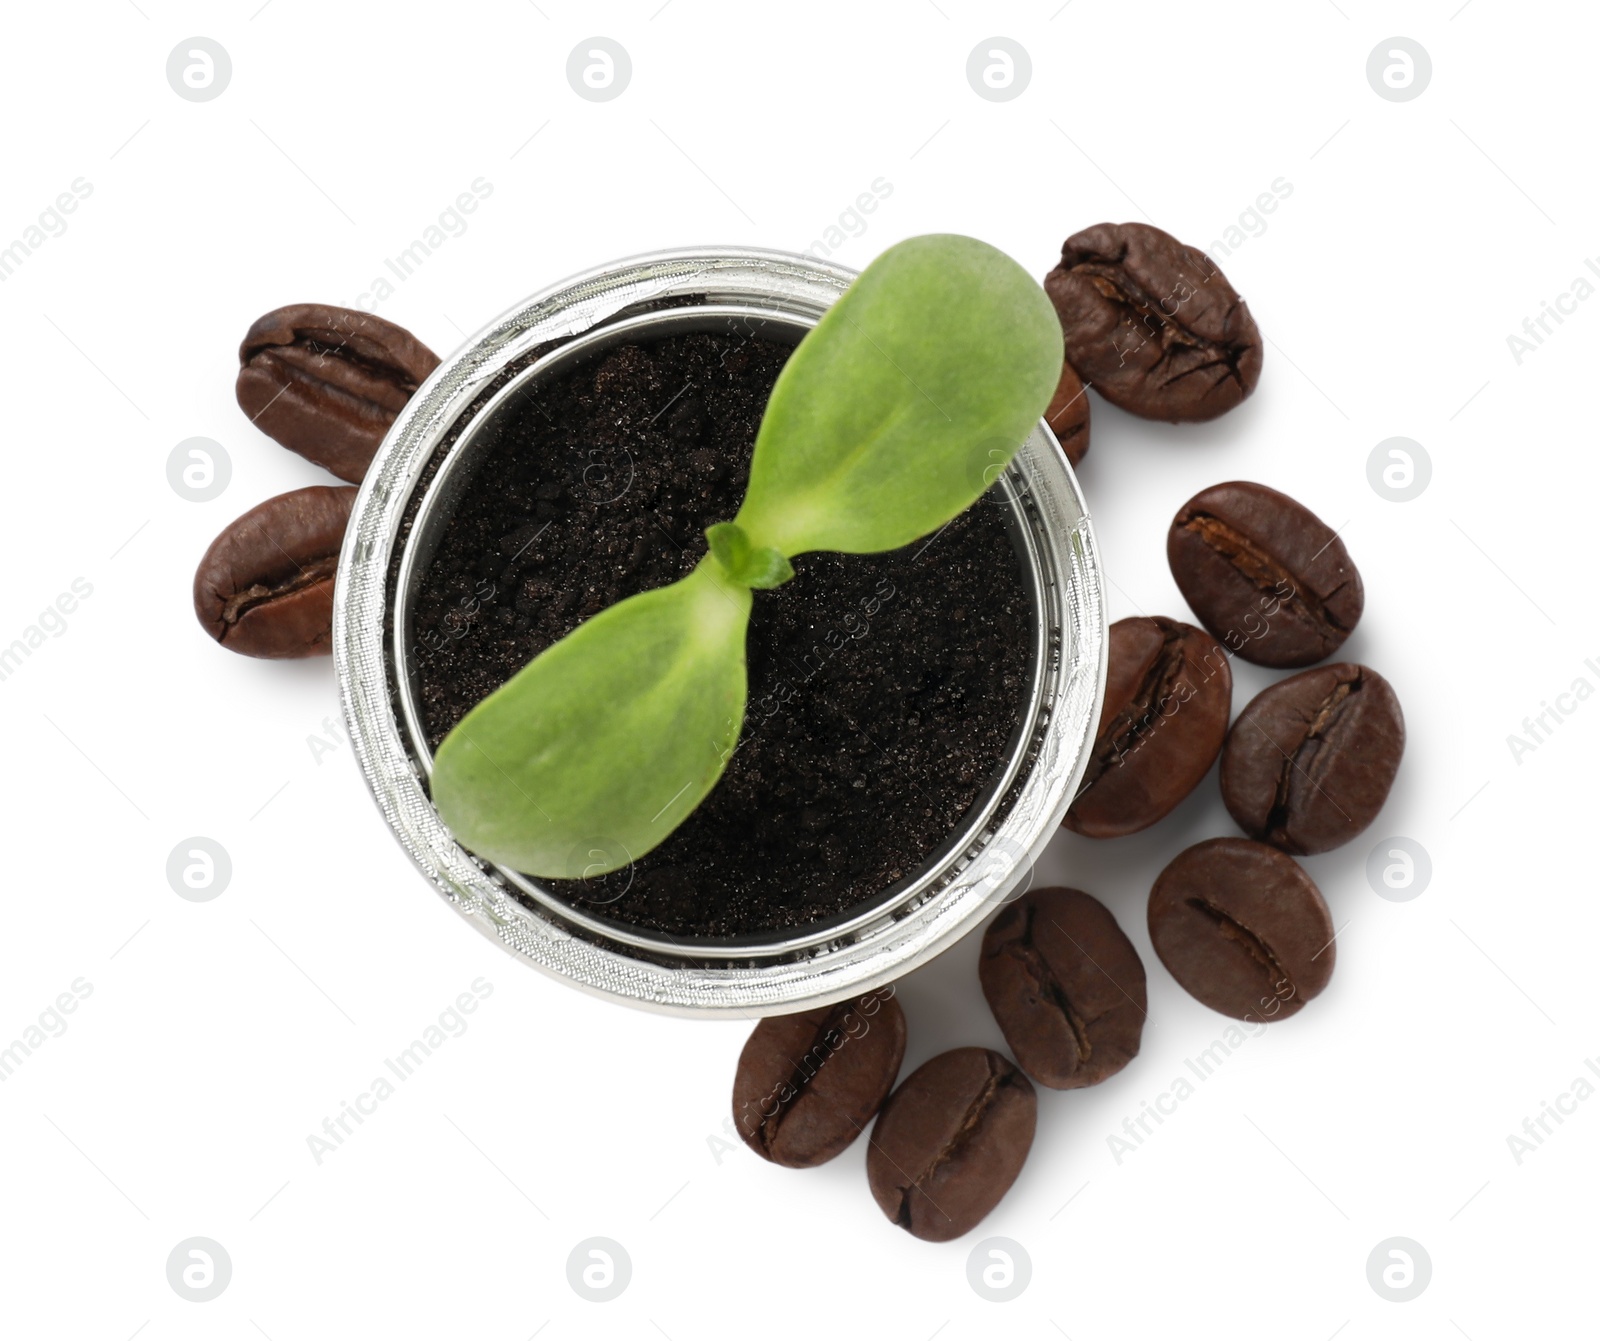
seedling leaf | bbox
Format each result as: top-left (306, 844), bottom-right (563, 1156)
top-left (431, 557), bottom-right (750, 876)
top-left (734, 234), bottom-right (1063, 557)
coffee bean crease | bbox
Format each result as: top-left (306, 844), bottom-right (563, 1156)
top-left (1182, 512), bottom-right (1350, 635)
top-left (1264, 676), bottom-right (1358, 843)
top-left (754, 999), bottom-right (862, 1157)
top-left (890, 1056), bottom-right (1017, 1227)
top-left (217, 554), bottom-right (338, 630)
top-left (1065, 617), bottom-right (1232, 837)
top-left (1000, 906), bottom-right (1095, 1064)
top-left (1081, 619), bottom-right (1187, 788)
top-left (1184, 895), bottom-right (1296, 1003)
top-left (1081, 260), bottom-right (1253, 393)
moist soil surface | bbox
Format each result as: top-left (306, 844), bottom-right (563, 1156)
top-left (413, 328), bottom-right (1031, 939)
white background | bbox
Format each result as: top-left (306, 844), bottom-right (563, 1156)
top-left (1, 2), bottom-right (1595, 1336)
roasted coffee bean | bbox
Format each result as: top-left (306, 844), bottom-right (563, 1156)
top-left (1148, 837), bottom-right (1334, 1022)
top-left (193, 486), bottom-right (357, 658)
top-left (1065, 616), bottom-right (1232, 837)
top-left (1168, 481), bottom-right (1363, 668)
top-left (980, 888), bottom-right (1146, 1089)
top-left (732, 989), bottom-right (906, 1169)
top-left (864, 1049), bottom-right (1036, 1248)
top-left (1044, 222), bottom-right (1263, 423)
top-left (235, 304), bottom-right (440, 483)
top-left (867, 1047), bottom-right (1035, 1242)
top-left (1045, 360), bottom-right (1090, 467)
top-left (1221, 663), bottom-right (1404, 855)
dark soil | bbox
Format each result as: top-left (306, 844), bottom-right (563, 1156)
top-left (413, 329), bottom-right (1031, 939)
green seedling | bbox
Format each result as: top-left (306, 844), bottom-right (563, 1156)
top-left (432, 234), bottom-right (1063, 877)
